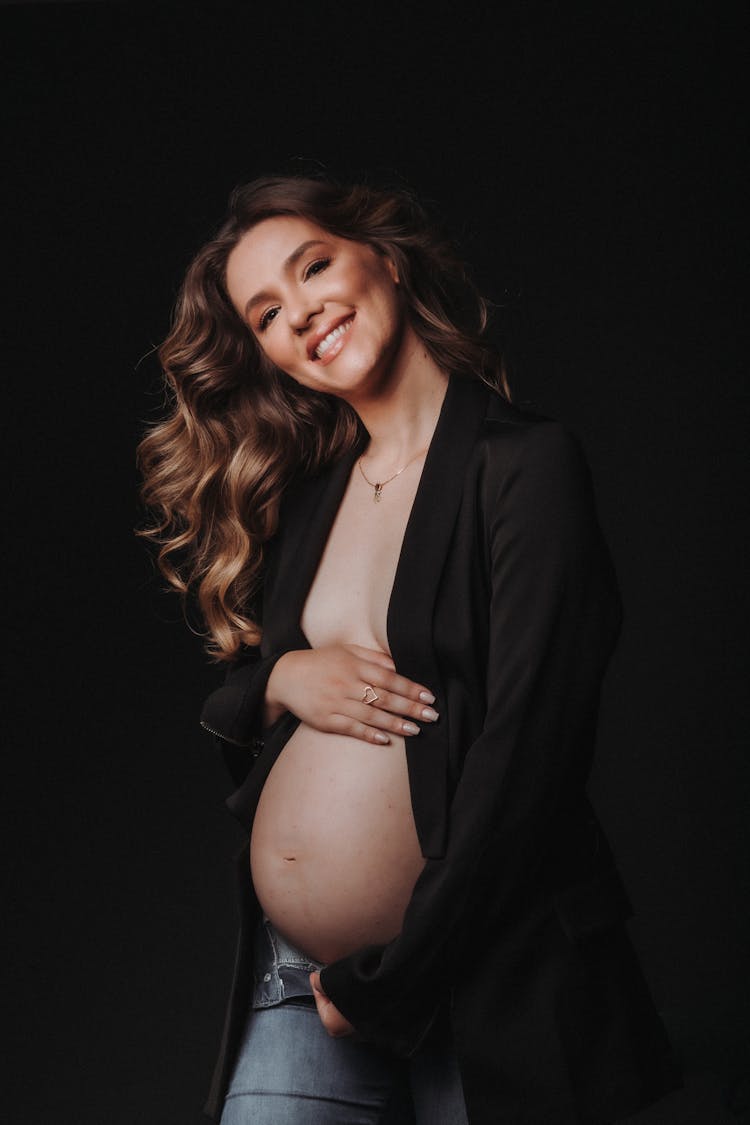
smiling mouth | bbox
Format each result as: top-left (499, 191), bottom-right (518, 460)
top-left (313, 316), bottom-right (354, 360)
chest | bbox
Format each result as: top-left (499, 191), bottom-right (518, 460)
top-left (300, 464), bottom-right (422, 654)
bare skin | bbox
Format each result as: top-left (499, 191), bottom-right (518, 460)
top-left (225, 215), bottom-right (451, 1035)
top-left (250, 456), bottom-right (433, 966)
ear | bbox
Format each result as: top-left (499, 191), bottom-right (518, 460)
top-left (384, 255), bottom-right (400, 285)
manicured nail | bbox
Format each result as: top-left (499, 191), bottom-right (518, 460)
top-left (421, 707), bottom-right (439, 722)
top-left (374, 733), bottom-right (390, 744)
top-left (419, 691), bottom-right (435, 704)
top-left (402, 721), bottom-right (420, 736)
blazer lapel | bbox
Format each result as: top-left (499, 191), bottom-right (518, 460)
top-left (388, 373), bottom-right (492, 857)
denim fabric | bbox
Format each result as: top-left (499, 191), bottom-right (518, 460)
top-left (252, 916), bottom-right (325, 1009)
top-left (220, 919), bottom-right (469, 1125)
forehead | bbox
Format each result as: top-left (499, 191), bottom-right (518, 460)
top-left (226, 215), bottom-right (334, 291)
top-left (240, 214), bottom-right (333, 259)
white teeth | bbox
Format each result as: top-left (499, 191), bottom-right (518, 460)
top-left (314, 318), bottom-right (352, 359)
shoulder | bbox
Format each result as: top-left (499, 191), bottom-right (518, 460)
top-left (442, 375), bottom-right (588, 476)
top-left (457, 390), bottom-right (601, 554)
top-left (477, 391), bottom-right (591, 495)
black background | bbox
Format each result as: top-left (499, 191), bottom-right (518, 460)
top-left (4, 3), bottom-right (747, 1123)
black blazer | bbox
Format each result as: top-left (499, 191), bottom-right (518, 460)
top-left (200, 374), bottom-right (681, 1123)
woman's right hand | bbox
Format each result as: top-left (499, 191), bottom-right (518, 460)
top-left (263, 644), bottom-right (439, 745)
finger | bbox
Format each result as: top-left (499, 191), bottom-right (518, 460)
top-left (330, 714), bottom-right (393, 746)
top-left (310, 977), bottom-right (329, 1024)
top-left (309, 974), bottom-right (354, 1038)
top-left (351, 702), bottom-right (427, 737)
top-left (336, 683), bottom-right (439, 732)
top-left (346, 644), bottom-right (396, 671)
top-left (362, 689), bottom-right (440, 725)
top-left (354, 668), bottom-right (437, 710)
top-left (327, 1016), bottom-right (355, 1038)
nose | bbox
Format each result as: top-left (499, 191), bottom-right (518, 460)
top-left (287, 290), bottom-right (324, 334)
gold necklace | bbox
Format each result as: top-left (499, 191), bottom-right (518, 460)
top-left (357, 446), bottom-right (428, 503)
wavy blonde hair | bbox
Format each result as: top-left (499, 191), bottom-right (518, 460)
top-left (138, 175), bottom-right (510, 660)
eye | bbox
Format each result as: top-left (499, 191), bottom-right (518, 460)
top-left (304, 257), bottom-right (331, 280)
top-left (258, 306), bottom-right (279, 332)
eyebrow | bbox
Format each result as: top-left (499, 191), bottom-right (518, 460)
top-left (243, 239), bottom-right (329, 319)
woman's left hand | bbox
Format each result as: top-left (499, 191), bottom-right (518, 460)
top-left (309, 971), bottom-right (355, 1037)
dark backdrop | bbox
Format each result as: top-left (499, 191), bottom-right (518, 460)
top-left (4, 3), bottom-right (747, 1123)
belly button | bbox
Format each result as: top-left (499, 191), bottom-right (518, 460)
top-left (283, 856), bottom-right (296, 862)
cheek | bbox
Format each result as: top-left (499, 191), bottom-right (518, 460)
top-left (259, 332), bottom-right (295, 368)
top-left (372, 285), bottom-right (403, 336)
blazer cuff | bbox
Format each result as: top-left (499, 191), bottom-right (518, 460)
top-left (319, 954), bottom-right (444, 1057)
top-left (199, 651), bottom-right (286, 748)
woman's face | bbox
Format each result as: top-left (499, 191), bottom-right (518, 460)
top-left (225, 215), bottom-right (405, 402)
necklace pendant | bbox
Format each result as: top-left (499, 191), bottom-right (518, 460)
top-left (374, 483), bottom-right (383, 503)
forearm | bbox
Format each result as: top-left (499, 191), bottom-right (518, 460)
top-left (200, 647), bottom-right (291, 748)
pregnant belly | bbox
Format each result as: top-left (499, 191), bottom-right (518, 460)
top-left (250, 723), bottom-right (426, 965)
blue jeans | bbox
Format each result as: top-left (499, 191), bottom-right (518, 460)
top-left (219, 919), bottom-right (469, 1125)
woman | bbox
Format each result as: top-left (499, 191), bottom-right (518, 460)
top-left (139, 175), bottom-right (680, 1124)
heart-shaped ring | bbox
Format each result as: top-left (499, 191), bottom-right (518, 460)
top-left (361, 685), bottom-right (379, 705)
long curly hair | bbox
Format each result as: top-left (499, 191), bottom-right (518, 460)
top-left (137, 174), bottom-right (510, 660)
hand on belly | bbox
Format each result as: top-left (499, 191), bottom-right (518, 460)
top-left (250, 724), bottom-right (426, 964)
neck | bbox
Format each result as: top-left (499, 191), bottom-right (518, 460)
top-left (351, 335), bottom-right (450, 473)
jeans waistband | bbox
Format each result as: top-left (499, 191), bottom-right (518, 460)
top-left (252, 916), bottom-right (325, 1010)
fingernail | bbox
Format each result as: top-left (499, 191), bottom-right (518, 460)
top-left (374, 733), bottom-right (390, 744)
top-left (421, 707), bottom-right (439, 722)
top-left (419, 691), bottom-right (435, 704)
top-left (402, 721), bottom-right (420, 736)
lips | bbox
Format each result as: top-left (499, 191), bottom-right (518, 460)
top-left (308, 313), bottom-right (355, 361)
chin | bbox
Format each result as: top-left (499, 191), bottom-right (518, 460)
top-left (288, 343), bottom-right (389, 400)
top-left (342, 350), bottom-right (395, 391)
top-left (313, 364), bottom-right (378, 401)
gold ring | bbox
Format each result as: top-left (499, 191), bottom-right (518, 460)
top-left (361, 685), bottom-right (379, 705)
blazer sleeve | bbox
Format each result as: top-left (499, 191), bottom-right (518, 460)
top-left (199, 580), bottom-right (291, 789)
top-left (319, 421), bottom-right (623, 1052)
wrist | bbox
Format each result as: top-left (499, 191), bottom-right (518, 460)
top-left (263, 650), bottom-right (296, 726)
